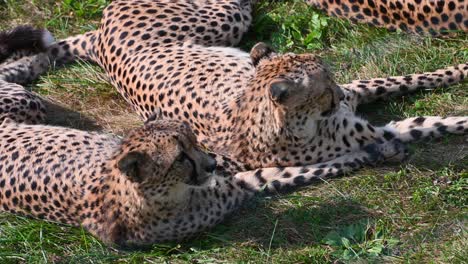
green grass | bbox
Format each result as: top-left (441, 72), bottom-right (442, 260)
top-left (0, 0), bottom-right (467, 263)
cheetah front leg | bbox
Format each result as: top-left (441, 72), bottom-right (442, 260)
top-left (342, 64), bottom-right (467, 110)
top-left (384, 116), bottom-right (468, 143)
top-left (234, 139), bottom-right (406, 194)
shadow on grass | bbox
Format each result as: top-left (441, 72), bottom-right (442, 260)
top-left (143, 197), bottom-right (373, 255)
top-left (42, 99), bottom-right (102, 131)
top-left (0, 192), bottom-right (373, 261)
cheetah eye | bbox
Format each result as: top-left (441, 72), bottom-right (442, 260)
top-left (176, 152), bottom-right (190, 163)
top-left (176, 152), bottom-right (197, 172)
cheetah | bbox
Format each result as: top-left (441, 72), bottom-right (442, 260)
top-left (0, 41), bottom-right (405, 246)
top-left (5, 1), bottom-right (468, 172)
top-left (306, 0), bottom-right (468, 35)
top-left (0, 113), bottom-right (403, 246)
top-left (0, 25), bottom-right (54, 63)
top-left (0, 26), bottom-right (53, 124)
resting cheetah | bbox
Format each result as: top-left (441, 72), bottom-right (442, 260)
top-left (4, 0), bottom-right (468, 171)
top-left (0, 1), bottom-right (465, 246)
top-left (0, 42), bottom-right (404, 246)
top-left (0, 113), bottom-right (401, 246)
top-left (307, 0), bottom-right (468, 35)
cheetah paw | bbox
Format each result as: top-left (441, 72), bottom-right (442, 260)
top-left (363, 139), bottom-right (409, 165)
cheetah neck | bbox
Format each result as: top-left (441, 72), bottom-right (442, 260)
top-left (224, 90), bottom-right (369, 167)
top-left (87, 168), bottom-right (251, 246)
top-left (80, 167), bottom-right (145, 245)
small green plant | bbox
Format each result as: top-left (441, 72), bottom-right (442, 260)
top-left (323, 220), bottom-right (399, 261)
top-left (270, 9), bottom-right (329, 51)
top-left (439, 170), bottom-right (467, 207)
top-left (411, 168), bottom-right (467, 209)
top-left (246, 0), bottom-right (330, 52)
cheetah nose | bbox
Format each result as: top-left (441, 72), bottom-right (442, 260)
top-left (205, 157), bottom-right (217, 173)
top-left (339, 92), bottom-right (345, 101)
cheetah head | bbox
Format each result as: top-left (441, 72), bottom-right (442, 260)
top-left (250, 42), bottom-right (344, 121)
top-left (99, 119), bottom-right (218, 247)
top-left (115, 119), bottom-right (217, 190)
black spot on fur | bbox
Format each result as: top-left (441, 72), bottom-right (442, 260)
top-left (410, 129), bottom-right (423, 140)
top-left (413, 117), bottom-right (425, 125)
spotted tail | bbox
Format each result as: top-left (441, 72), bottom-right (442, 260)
top-left (3, 27), bottom-right (101, 67)
top-left (385, 116), bottom-right (468, 143)
top-left (0, 53), bottom-right (48, 124)
top-left (342, 63), bottom-right (467, 105)
top-left (47, 30), bottom-right (99, 66)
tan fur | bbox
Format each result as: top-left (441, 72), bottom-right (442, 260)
top-left (307, 0), bottom-right (468, 35)
top-left (0, 118), bottom-right (231, 246)
top-left (0, 4), bottom-right (468, 237)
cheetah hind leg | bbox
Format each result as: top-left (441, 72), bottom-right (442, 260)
top-left (3, 25), bottom-right (98, 69)
top-left (0, 53), bottom-right (49, 124)
top-left (0, 52), bottom-right (50, 85)
top-left (342, 64), bottom-right (467, 108)
top-left (0, 25), bottom-right (54, 63)
top-left (234, 138), bottom-right (407, 194)
top-left (384, 116), bottom-right (468, 143)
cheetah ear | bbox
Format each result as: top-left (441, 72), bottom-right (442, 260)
top-left (1, 117), bottom-right (17, 126)
top-left (250, 42), bottom-right (275, 67)
top-left (118, 151), bottom-right (149, 182)
top-left (144, 108), bottom-right (163, 125)
top-left (269, 80), bottom-right (295, 104)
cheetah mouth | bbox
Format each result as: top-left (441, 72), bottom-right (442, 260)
top-left (320, 109), bottom-right (334, 117)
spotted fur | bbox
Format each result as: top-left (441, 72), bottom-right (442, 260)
top-left (0, 118), bottom-right (225, 246)
top-left (307, 0), bottom-right (468, 35)
top-left (0, 25), bottom-right (54, 63)
top-left (0, 1), bottom-right (466, 246)
top-left (3, 0), bottom-right (468, 171)
top-left (0, 116), bottom-right (401, 247)
top-left (0, 29), bottom-right (49, 124)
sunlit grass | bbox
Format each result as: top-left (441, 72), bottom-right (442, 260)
top-left (0, 0), bottom-right (466, 263)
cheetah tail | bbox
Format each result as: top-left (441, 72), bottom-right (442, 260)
top-left (47, 30), bottom-right (99, 66)
top-left (385, 116), bottom-right (468, 143)
top-left (0, 25), bottom-right (54, 62)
